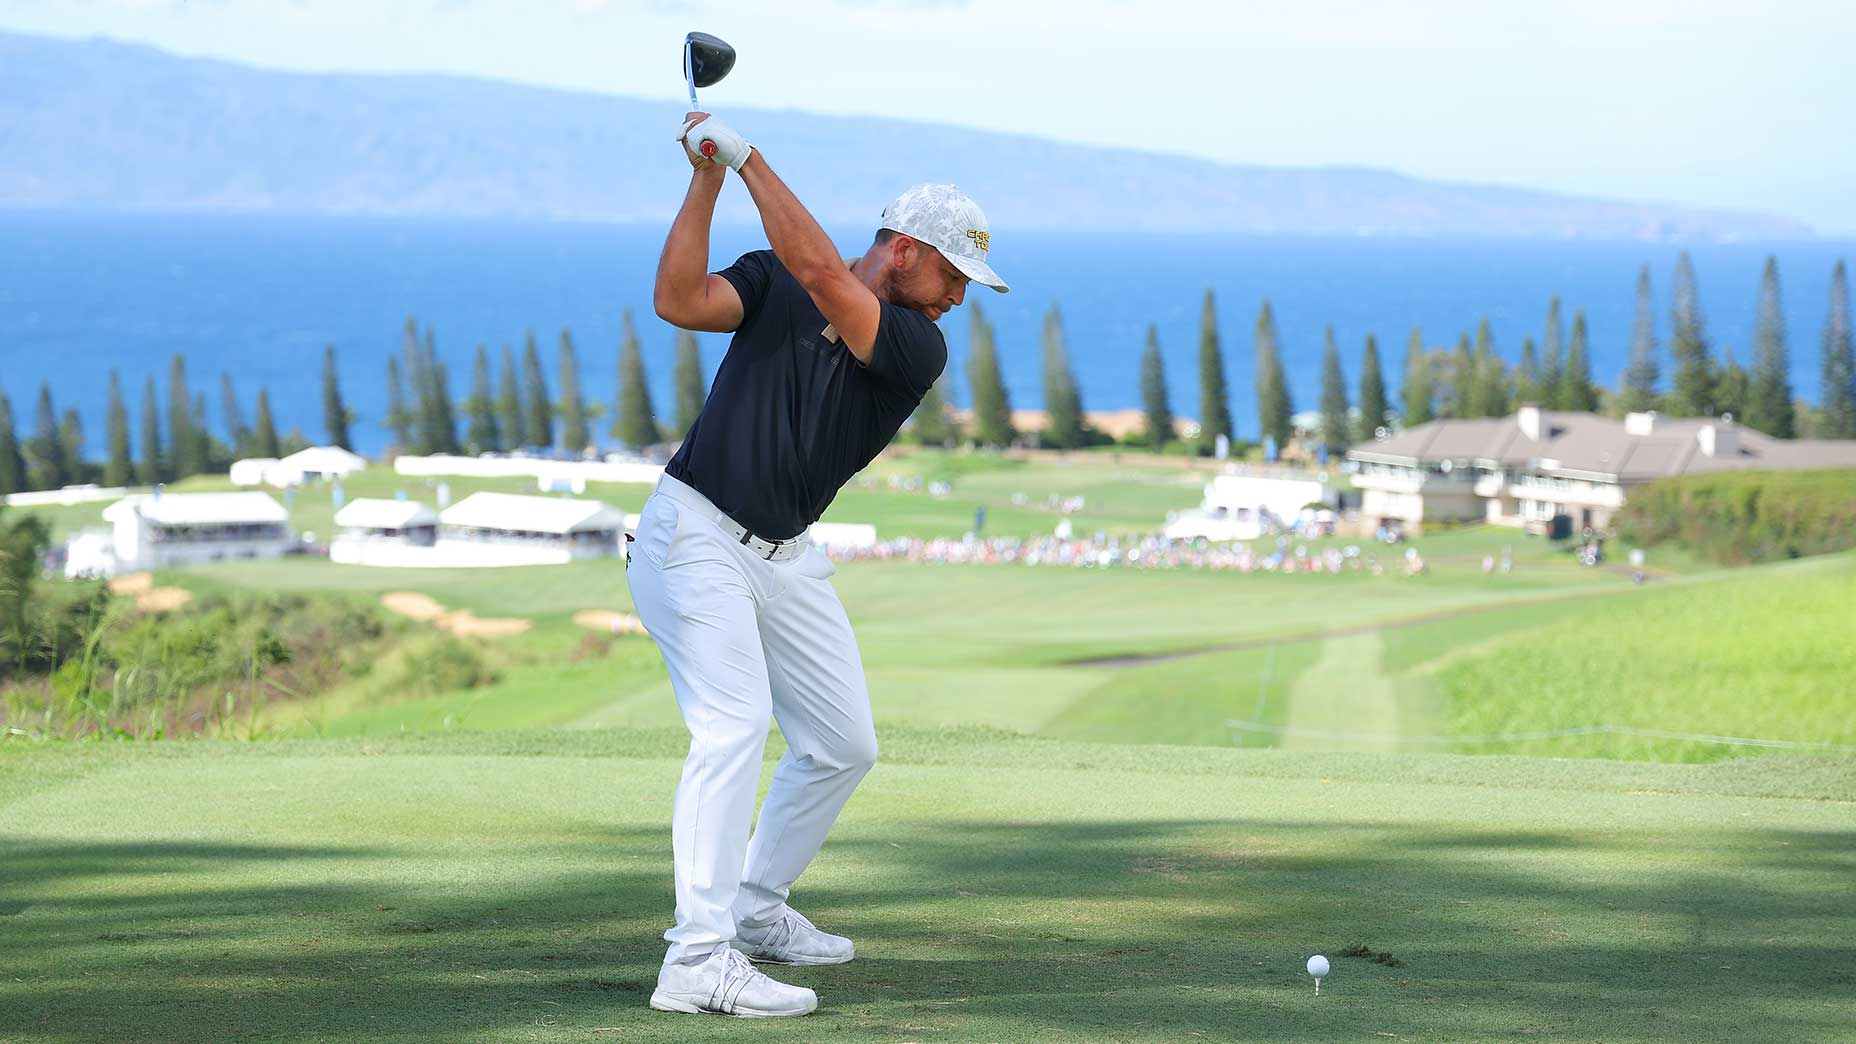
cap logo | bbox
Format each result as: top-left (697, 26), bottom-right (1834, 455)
top-left (965, 229), bottom-right (990, 253)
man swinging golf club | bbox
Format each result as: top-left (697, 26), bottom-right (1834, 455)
top-left (633, 104), bottom-right (1008, 1017)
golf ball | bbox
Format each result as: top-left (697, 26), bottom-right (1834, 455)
top-left (1307, 955), bottom-right (1330, 978)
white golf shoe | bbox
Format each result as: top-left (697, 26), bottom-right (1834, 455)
top-left (735, 906), bottom-right (856, 966)
top-left (648, 946), bottom-right (818, 1017)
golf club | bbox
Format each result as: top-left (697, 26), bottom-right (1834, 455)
top-left (683, 31), bottom-right (736, 158)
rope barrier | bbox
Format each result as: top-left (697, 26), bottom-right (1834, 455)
top-left (1224, 719), bottom-right (1856, 753)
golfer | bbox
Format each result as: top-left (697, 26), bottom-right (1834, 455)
top-left (632, 110), bottom-right (1008, 1018)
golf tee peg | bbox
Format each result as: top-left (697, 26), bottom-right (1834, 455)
top-left (1314, 977), bottom-right (1321, 994)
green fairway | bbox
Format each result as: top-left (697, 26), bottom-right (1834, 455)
top-left (142, 529), bottom-right (1642, 746)
top-left (3, 730), bottom-right (1851, 1043)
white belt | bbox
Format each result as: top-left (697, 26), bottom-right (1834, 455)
top-left (655, 473), bottom-right (811, 562)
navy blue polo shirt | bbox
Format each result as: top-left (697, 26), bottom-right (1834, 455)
top-left (664, 250), bottom-right (948, 540)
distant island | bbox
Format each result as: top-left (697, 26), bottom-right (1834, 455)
top-left (0, 30), bottom-right (1815, 241)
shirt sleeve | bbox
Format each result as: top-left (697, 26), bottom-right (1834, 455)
top-left (863, 302), bottom-right (949, 400)
top-left (714, 250), bottom-right (777, 325)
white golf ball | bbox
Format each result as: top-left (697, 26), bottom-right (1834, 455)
top-left (1307, 955), bottom-right (1330, 978)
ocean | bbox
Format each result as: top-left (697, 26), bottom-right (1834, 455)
top-left (1, 211), bottom-right (1850, 457)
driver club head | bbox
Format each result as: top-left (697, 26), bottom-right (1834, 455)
top-left (683, 31), bottom-right (736, 107)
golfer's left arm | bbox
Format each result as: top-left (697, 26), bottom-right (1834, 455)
top-left (734, 153), bottom-right (881, 362)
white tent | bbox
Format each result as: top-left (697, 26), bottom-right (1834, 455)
top-left (439, 492), bottom-right (627, 536)
top-left (334, 498), bottom-right (438, 531)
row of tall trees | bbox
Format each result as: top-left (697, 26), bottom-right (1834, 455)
top-left (435, 313), bottom-right (709, 457)
top-left (0, 359), bottom-right (308, 496)
top-left (918, 253), bottom-right (1853, 457)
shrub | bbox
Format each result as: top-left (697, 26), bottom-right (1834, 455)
top-left (1615, 469), bottom-right (1856, 565)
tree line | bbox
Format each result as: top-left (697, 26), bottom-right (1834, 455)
top-left (0, 313), bottom-right (710, 496)
top-left (5, 254), bottom-right (1852, 495)
top-left (914, 252), bottom-right (1855, 456)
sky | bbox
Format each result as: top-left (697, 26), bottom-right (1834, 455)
top-left (5, 0), bottom-right (1854, 233)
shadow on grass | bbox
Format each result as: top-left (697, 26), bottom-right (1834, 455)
top-left (1, 820), bottom-right (1852, 1042)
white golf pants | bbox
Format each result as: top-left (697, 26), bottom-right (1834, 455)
top-left (626, 474), bottom-right (877, 966)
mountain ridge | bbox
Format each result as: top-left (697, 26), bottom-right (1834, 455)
top-left (0, 31), bottom-right (1814, 241)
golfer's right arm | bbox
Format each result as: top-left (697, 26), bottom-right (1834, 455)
top-left (653, 166), bottom-right (745, 332)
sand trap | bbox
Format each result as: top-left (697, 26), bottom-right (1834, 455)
top-left (572, 610), bottom-right (650, 636)
top-left (135, 587), bottom-right (193, 613)
top-left (437, 609), bottom-right (532, 638)
top-left (107, 573), bottom-right (192, 612)
top-left (381, 591), bottom-right (530, 637)
top-left (380, 591), bottom-right (447, 621)
top-left (108, 572), bottom-right (153, 595)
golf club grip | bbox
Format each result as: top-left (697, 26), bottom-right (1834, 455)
top-left (700, 139), bottom-right (717, 158)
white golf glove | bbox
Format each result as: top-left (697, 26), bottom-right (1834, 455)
top-left (678, 115), bottom-right (753, 172)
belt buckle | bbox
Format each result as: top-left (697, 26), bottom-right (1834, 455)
top-left (739, 528), bottom-right (784, 560)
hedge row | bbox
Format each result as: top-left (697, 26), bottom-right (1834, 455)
top-left (1614, 468), bottom-right (1856, 565)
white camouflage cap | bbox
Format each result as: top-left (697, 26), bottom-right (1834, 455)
top-left (879, 183), bottom-right (1009, 293)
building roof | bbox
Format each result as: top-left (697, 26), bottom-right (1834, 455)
top-left (277, 446), bottom-right (368, 473)
top-left (104, 491), bottom-right (290, 526)
top-left (439, 492), bottom-right (626, 534)
top-left (1348, 409), bottom-right (1856, 481)
top-left (334, 498), bottom-right (437, 530)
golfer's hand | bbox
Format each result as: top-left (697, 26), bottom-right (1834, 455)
top-left (678, 112), bottom-right (753, 173)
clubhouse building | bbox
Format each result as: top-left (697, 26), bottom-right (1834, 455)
top-left (1349, 406), bottom-right (1856, 535)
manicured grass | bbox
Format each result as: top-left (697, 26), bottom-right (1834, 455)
top-left (144, 534), bottom-right (1641, 743)
top-left (2, 730), bottom-right (1851, 1042)
top-left (1435, 551), bottom-right (1856, 761)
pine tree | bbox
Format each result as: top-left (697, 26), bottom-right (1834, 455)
top-left (1746, 255), bottom-right (1795, 437)
top-left (422, 327), bottom-right (459, 455)
top-left (1469, 319), bottom-right (1509, 418)
top-left (1541, 297), bottom-right (1565, 407)
top-left (1040, 305), bottom-right (1086, 449)
top-left (167, 355), bottom-right (202, 479)
top-left (1559, 311), bottom-right (1599, 412)
top-left (189, 393), bottom-right (215, 472)
top-left (0, 394), bottom-right (22, 496)
top-left (465, 345), bottom-right (500, 454)
top-left (385, 356), bottom-right (414, 452)
top-left (1449, 334), bottom-right (1474, 419)
top-left (60, 408), bottom-right (87, 485)
top-left (24, 385), bottom-right (65, 491)
top-left (1402, 327), bottom-right (1434, 425)
top-left (322, 345), bottom-right (352, 449)
top-left (253, 388), bottom-right (282, 459)
top-left (1139, 324), bottom-right (1174, 447)
top-left (1197, 290), bottom-right (1233, 454)
top-left (1254, 300), bottom-right (1292, 450)
top-left (613, 310), bottom-right (660, 450)
top-left (220, 372), bottom-right (251, 459)
top-left (1620, 266), bottom-right (1660, 413)
top-left (910, 374), bottom-right (953, 446)
top-left (522, 332), bottom-right (553, 452)
top-left (1670, 252), bottom-right (1716, 416)
top-left (1356, 333), bottom-right (1388, 442)
top-left (138, 376), bottom-right (164, 484)
top-left (558, 328), bottom-right (590, 454)
top-left (496, 346), bottom-right (526, 451)
top-left (674, 330), bottom-right (706, 436)
top-left (1822, 260), bottom-right (1856, 438)
top-left (966, 300), bottom-right (1014, 447)
top-left (1716, 346), bottom-right (1750, 423)
top-left (105, 371), bottom-right (133, 487)
top-left (1516, 337), bottom-right (1542, 406)
top-left (1317, 327), bottom-right (1350, 454)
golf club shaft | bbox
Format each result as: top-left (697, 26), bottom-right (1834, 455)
top-left (684, 42), bottom-right (699, 111)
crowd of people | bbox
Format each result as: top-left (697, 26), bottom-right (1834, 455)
top-left (819, 531), bottom-right (1431, 576)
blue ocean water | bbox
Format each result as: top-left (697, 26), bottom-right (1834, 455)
top-left (1, 211), bottom-right (1850, 457)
